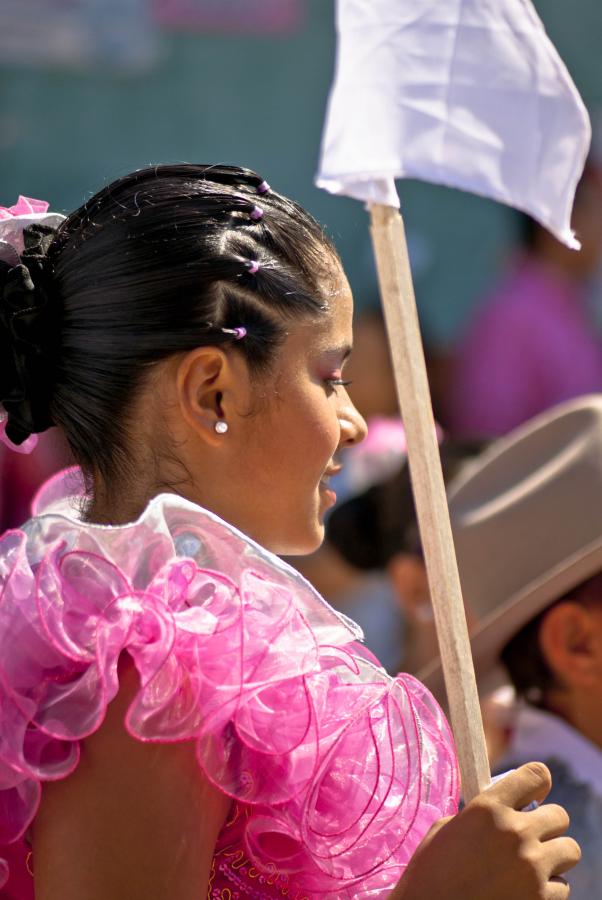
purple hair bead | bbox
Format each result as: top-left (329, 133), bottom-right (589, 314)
top-left (256, 180), bottom-right (271, 195)
top-left (250, 205), bottom-right (264, 221)
top-left (246, 259), bottom-right (260, 275)
top-left (232, 327), bottom-right (247, 340)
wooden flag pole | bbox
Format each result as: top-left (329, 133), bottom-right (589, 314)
top-left (369, 203), bottom-right (490, 802)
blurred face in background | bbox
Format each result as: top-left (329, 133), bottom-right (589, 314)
top-left (535, 166), bottom-right (602, 278)
top-left (345, 311), bottom-right (398, 420)
top-left (572, 168), bottom-right (602, 275)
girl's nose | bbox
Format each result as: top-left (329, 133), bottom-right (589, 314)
top-left (339, 399), bottom-right (368, 448)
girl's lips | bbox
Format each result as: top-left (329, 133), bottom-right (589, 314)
top-left (319, 479), bottom-right (337, 505)
top-left (321, 464), bottom-right (342, 484)
top-left (319, 464), bottom-right (341, 503)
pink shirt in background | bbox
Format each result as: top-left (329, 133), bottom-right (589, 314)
top-left (448, 258), bottom-right (602, 437)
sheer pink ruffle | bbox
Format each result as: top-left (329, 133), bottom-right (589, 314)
top-left (0, 470), bottom-right (459, 896)
top-left (0, 193), bottom-right (65, 265)
top-left (0, 196), bottom-right (49, 221)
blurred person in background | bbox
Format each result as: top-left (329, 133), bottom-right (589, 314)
top-left (344, 308), bottom-right (398, 421)
top-left (295, 435), bottom-right (484, 675)
top-left (290, 416), bottom-right (408, 673)
top-left (422, 395), bottom-right (602, 899)
top-left (447, 164), bottom-right (602, 437)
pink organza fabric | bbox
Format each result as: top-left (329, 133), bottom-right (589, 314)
top-left (0, 470), bottom-right (459, 897)
top-left (0, 196), bottom-right (49, 221)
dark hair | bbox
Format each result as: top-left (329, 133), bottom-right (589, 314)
top-left (0, 164), bottom-right (337, 487)
top-left (500, 570), bottom-right (602, 703)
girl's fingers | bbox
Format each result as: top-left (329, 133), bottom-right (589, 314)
top-left (527, 803), bottom-right (570, 840)
top-left (545, 835), bottom-right (581, 876)
top-left (546, 876), bottom-right (570, 900)
top-left (486, 761), bottom-right (552, 810)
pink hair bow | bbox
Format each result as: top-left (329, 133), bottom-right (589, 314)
top-left (0, 194), bottom-right (65, 265)
top-left (0, 196), bottom-right (50, 220)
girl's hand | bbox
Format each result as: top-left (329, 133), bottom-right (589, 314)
top-left (391, 762), bottom-right (580, 900)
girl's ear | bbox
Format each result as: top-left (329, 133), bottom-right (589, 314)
top-left (175, 347), bottom-right (231, 447)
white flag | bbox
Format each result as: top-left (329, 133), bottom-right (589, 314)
top-left (316, 0), bottom-right (591, 248)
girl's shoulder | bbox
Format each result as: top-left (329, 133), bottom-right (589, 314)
top-left (0, 468), bottom-right (459, 896)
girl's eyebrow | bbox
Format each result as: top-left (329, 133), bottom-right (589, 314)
top-left (314, 341), bottom-right (352, 365)
top-left (328, 343), bottom-right (353, 362)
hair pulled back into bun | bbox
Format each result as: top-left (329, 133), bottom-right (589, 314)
top-left (1, 164), bottom-right (338, 486)
top-left (0, 223), bottom-right (62, 445)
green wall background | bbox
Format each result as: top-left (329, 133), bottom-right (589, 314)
top-left (1, 0), bottom-right (599, 346)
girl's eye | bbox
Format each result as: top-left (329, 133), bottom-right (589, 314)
top-left (325, 378), bottom-right (353, 390)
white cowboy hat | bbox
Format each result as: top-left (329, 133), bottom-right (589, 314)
top-left (420, 394), bottom-right (602, 703)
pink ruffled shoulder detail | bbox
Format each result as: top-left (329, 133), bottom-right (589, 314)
top-left (0, 469), bottom-right (459, 897)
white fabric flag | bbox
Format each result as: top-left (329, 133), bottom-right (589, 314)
top-left (316, 0), bottom-right (591, 248)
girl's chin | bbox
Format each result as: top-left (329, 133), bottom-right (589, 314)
top-left (272, 522), bottom-right (325, 558)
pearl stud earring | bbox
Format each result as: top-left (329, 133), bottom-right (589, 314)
top-left (215, 421), bottom-right (228, 434)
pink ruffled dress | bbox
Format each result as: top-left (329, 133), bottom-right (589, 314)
top-left (0, 469), bottom-right (459, 898)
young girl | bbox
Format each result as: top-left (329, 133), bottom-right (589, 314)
top-left (0, 167), bottom-right (579, 899)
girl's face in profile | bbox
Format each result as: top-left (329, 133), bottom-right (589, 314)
top-left (228, 261), bottom-right (368, 555)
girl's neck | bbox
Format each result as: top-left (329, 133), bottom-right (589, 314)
top-left (85, 476), bottom-right (162, 526)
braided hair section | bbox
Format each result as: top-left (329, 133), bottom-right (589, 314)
top-left (39, 164), bottom-right (338, 484)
